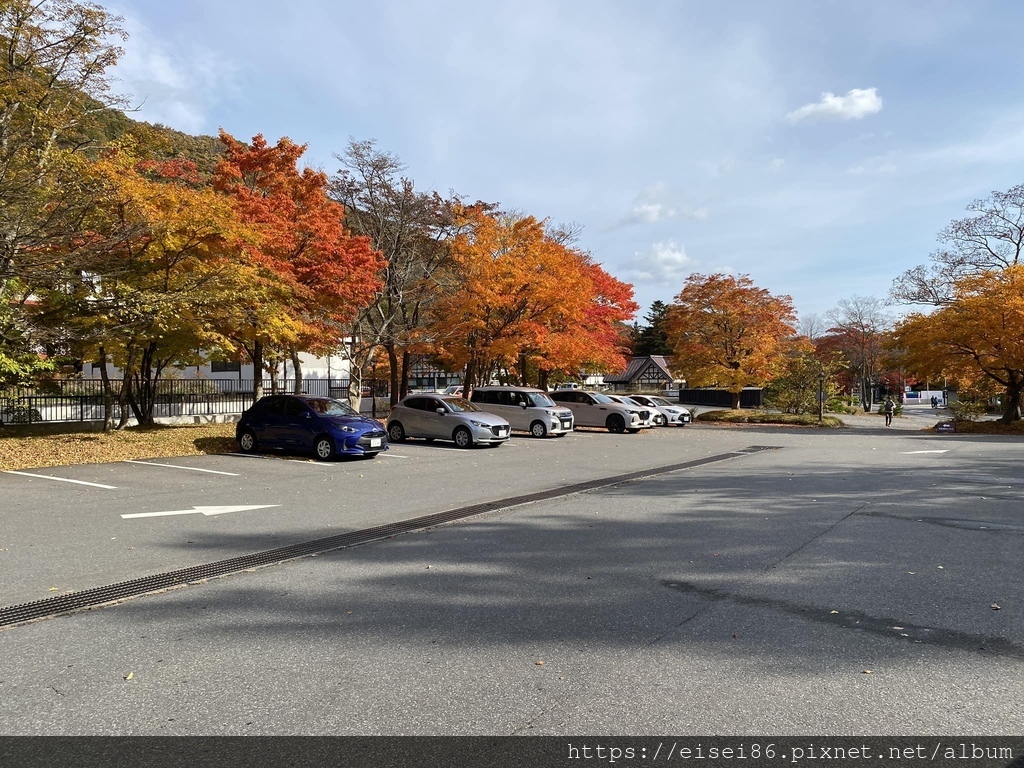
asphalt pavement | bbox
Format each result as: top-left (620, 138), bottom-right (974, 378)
top-left (0, 416), bottom-right (1020, 735)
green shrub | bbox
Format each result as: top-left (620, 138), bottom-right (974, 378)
top-left (949, 399), bottom-right (987, 422)
top-left (2, 403), bottom-right (43, 423)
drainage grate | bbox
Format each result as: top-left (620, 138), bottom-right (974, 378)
top-left (0, 445), bottom-right (781, 628)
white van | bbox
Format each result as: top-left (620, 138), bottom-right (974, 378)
top-left (470, 386), bottom-right (575, 437)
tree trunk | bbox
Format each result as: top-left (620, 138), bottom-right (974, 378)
top-left (97, 345), bottom-right (115, 432)
top-left (518, 353), bottom-right (529, 386)
top-left (252, 338), bottom-right (264, 401)
top-left (400, 350), bottom-right (411, 400)
top-left (999, 378), bottom-right (1023, 423)
top-left (347, 365), bottom-right (363, 413)
top-left (731, 390), bottom-right (741, 410)
top-left (463, 357), bottom-right (477, 398)
top-left (116, 345), bottom-right (137, 429)
top-left (387, 343), bottom-right (400, 406)
top-left (290, 349), bottom-right (303, 394)
top-left (127, 341), bottom-right (159, 426)
top-left (538, 368), bottom-right (550, 391)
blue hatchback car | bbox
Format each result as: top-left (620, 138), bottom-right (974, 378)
top-left (236, 394), bottom-right (388, 460)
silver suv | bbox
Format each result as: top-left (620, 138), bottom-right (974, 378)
top-left (470, 386), bottom-right (574, 437)
top-left (388, 395), bottom-right (511, 448)
top-left (548, 390), bottom-right (651, 433)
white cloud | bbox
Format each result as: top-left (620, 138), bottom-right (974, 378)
top-left (847, 160), bottom-right (897, 175)
top-left (111, 10), bottom-right (238, 134)
top-left (786, 88), bottom-right (883, 123)
top-left (769, 158), bottom-right (785, 171)
top-left (620, 241), bottom-right (697, 284)
top-left (612, 183), bottom-right (710, 229)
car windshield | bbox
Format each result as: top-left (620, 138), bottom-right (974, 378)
top-left (650, 396), bottom-right (672, 406)
top-left (527, 392), bottom-right (556, 407)
top-left (591, 393), bottom-right (616, 404)
top-left (305, 397), bottom-right (359, 417)
top-left (443, 397), bottom-right (481, 412)
top-left (621, 397), bottom-right (642, 406)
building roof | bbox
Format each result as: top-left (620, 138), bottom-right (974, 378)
top-left (604, 355), bottom-right (675, 384)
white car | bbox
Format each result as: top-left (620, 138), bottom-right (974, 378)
top-left (605, 395), bottom-right (656, 428)
top-left (549, 390), bottom-right (651, 433)
top-left (627, 394), bottom-right (692, 426)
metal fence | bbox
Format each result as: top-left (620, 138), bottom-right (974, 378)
top-left (0, 378), bottom-right (393, 425)
top-left (677, 388), bottom-right (763, 408)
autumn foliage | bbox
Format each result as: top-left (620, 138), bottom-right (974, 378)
top-left (213, 132), bottom-right (383, 396)
top-left (666, 273), bottom-right (796, 408)
top-left (893, 266), bottom-right (1024, 422)
top-left (424, 207), bottom-right (636, 389)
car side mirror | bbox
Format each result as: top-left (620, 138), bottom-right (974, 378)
top-left (304, 412), bottom-right (312, 419)
top-left (520, 402), bottom-right (528, 409)
top-left (436, 407), bottom-right (446, 414)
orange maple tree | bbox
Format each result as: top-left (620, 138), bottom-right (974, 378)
top-left (424, 207), bottom-right (636, 389)
top-left (666, 273), bottom-right (796, 408)
top-left (532, 258), bottom-right (637, 387)
top-left (213, 132), bottom-right (383, 398)
top-left (893, 266), bottom-right (1024, 422)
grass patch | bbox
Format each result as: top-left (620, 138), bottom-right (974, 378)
top-left (695, 409), bottom-right (845, 428)
top-left (0, 423), bottom-right (239, 472)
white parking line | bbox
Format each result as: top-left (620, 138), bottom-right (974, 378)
top-left (123, 460), bottom-right (239, 476)
top-left (901, 450), bottom-right (950, 454)
top-left (380, 453), bottom-right (411, 459)
top-left (2, 471), bottom-right (117, 489)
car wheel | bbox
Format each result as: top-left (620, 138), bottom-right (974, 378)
top-left (655, 414), bottom-right (667, 426)
top-left (530, 420), bottom-right (547, 438)
top-left (314, 435), bottom-right (337, 461)
top-left (238, 429), bottom-right (258, 453)
top-left (387, 421), bottom-right (406, 442)
top-left (453, 426), bottom-right (473, 448)
top-left (606, 414), bottom-right (625, 434)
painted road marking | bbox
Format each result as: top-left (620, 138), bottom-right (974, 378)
top-left (123, 460), bottom-right (239, 476)
top-left (901, 450), bottom-right (950, 454)
top-left (2, 471), bottom-right (117, 489)
top-left (122, 504), bottom-right (280, 519)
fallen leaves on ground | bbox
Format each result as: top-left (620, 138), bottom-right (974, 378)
top-left (0, 424), bottom-right (238, 471)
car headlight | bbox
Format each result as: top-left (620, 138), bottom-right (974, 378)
top-left (469, 420), bottom-right (489, 428)
top-left (666, 409), bottom-right (679, 414)
top-left (337, 425), bottom-right (358, 433)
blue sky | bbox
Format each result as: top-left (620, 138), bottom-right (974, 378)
top-left (108, 1), bottom-right (1024, 324)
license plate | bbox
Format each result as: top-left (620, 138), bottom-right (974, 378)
top-left (561, 421), bottom-right (572, 429)
top-left (370, 438), bottom-right (382, 448)
top-left (500, 427), bottom-right (509, 435)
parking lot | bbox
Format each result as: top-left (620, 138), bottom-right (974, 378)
top-left (1, 423), bottom-right (1021, 734)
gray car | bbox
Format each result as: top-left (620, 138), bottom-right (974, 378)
top-left (387, 394), bottom-right (511, 448)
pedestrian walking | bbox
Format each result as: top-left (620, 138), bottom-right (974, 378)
top-left (883, 396), bottom-right (895, 427)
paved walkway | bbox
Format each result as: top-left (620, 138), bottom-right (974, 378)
top-left (836, 403), bottom-right (950, 431)
top-left (686, 403), bottom-right (953, 431)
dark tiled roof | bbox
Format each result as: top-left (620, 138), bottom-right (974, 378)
top-left (604, 355), bottom-right (674, 384)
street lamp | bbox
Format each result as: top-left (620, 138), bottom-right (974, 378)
top-left (818, 369), bottom-right (825, 423)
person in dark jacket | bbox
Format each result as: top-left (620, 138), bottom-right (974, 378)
top-left (883, 396), bottom-right (895, 427)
